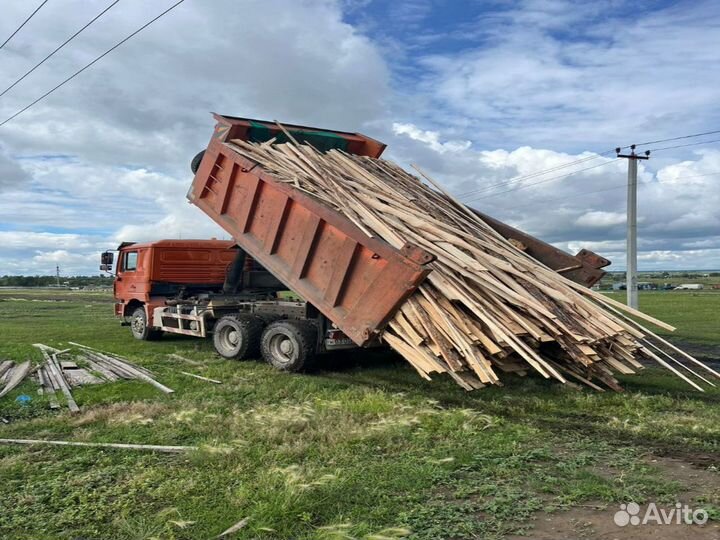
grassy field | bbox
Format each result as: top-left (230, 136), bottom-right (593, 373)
top-left (605, 291), bottom-right (720, 345)
top-left (0, 289), bottom-right (718, 539)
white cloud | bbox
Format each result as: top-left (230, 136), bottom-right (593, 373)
top-left (575, 211), bottom-right (626, 228)
top-left (0, 146), bottom-right (29, 190)
top-left (0, 0), bottom-right (390, 172)
top-left (31, 250), bottom-right (97, 265)
top-left (392, 122), bottom-right (471, 153)
top-left (638, 251), bottom-right (683, 262)
top-left (386, 137), bottom-right (720, 270)
top-left (0, 0), bottom-right (390, 274)
top-left (395, 0), bottom-right (720, 152)
top-left (0, 0), bottom-right (719, 274)
top-left (0, 231), bottom-right (101, 250)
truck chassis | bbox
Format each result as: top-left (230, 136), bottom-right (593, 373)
top-left (142, 294), bottom-right (357, 371)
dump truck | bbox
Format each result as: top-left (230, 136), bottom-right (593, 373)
top-left (104, 114), bottom-right (610, 370)
top-left (104, 238), bottom-right (374, 369)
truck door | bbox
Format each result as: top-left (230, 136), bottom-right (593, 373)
top-left (115, 249), bottom-right (144, 308)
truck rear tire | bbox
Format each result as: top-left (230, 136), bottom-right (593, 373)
top-left (130, 307), bottom-right (162, 341)
top-left (213, 314), bottom-right (263, 360)
top-left (261, 320), bottom-right (317, 372)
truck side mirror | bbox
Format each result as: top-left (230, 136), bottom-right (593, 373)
top-left (101, 251), bottom-right (114, 265)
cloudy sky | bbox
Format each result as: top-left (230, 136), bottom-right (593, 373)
top-left (0, 0), bottom-right (719, 276)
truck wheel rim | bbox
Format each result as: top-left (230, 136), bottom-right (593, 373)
top-left (270, 334), bottom-right (296, 363)
top-left (219, 325), bottom-right (241, 351)
top-left (132, 315), bottom-right (144, 334)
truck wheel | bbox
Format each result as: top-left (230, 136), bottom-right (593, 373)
top-left (213, 314), bottom-right (263, 360)
top-left (130, 307), bottom-right (162, 341)
top-left (261, 320), bottom-right (317, 372)
top-left (190, 150), bottom-right (205, 174)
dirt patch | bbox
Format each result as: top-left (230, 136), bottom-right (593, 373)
top-left (671, 339), bottom-right (720, 363)
top-left (651, 447), bottom-right (720, 468)
top-left (508, 455), bottom-right (720, 540)
top-left (507, 506), bottom-right (719, 539)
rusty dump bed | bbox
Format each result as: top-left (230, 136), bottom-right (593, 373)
top-left (189, 114), bottom-right (610, 344)
top-left (188, 115), bottom-right (433, 346)
top-left (472, 211), bottom-right (610, 287)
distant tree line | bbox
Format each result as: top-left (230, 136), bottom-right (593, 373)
top-left (0, 275), bottom-right (113, 287)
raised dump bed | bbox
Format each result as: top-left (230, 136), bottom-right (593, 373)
top-left (188, 115), bottom-right (435, 346)
top-left (187, 114), bottom-right (610, 349)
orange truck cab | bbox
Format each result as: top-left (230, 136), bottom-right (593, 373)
top-left (107, 239), bottom-right (238, 338)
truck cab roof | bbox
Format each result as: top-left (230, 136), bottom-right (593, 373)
top-left (116, 239), bottom-right (236, 251)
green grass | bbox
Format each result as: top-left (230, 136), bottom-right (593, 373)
top-left (606, 291), bottom-right (720, 344)
top-left (0, 289), bottom-right (718, 539)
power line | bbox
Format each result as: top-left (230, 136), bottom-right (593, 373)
top-left (0, 0), bottom-right (50, 49)
top-left (661, 170), bottom-right (720, 180)
top-left (456, 128), bottom-right (720, 202)
top-left (457, 150), bottom-right (614, 199)
top-left (456, 129), bottom-right (720, 202)
top-left (491, 182), bottom-right (629, 211)
top-left (648, 137), bottom-right (720, 153)
top-left (634, 129), bottom-right (720, 148)
top-left (0, 1), bottom-right (120, 99)
top-left (0, 0), bottom-right (185, 128)
top-left (463, 158), bottom-right (620, 204)
top-left (489, 171), bottom-right (720, 212)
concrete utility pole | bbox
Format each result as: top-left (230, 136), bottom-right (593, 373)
top-left (55, 265), bottom-right (60, 287)
top-left (616, 145), bottom-right (650, 309)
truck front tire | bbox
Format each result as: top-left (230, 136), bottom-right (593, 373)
top-left (130, 307), bottom-right (162, 341)
top-left (212, 314), bottom-right (263, 360)
top-left (260, 320), bottom-right (317, 372)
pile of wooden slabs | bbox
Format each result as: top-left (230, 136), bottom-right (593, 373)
top-left (228, 136), bottom-right (720, 392)
top-left (29, 343), bottom-right (174, 413)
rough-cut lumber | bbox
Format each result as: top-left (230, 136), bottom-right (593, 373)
top-left (84, 357), bottom-right (119, 381)
top-left (68, 342), bottom-right (174, 394)
top-left (0, 361), bottom-right (30, 398)
top-left (63, 368), bottom-right (103, 387)
top-left (100, 355), bottom-right (174, 394)
top-left (225, 136), bottom-right (718, 392)
top-left (217, 517), bottom-right (250, 538)
top-left (168, 353), bottom-right (202, 365)
top-left (0, 438), bottom-right (196, 453)
top-left (179, 371), bottom-right (222, 384)
top-left (69, 342), bottom-right (154, 377)
top-left (33, 344), bottom-right (80, 413)
top-left (0, 360), bottom-right (14, 379)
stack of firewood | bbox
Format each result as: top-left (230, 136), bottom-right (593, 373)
top-left (228, 134), bottom-right (719, 392)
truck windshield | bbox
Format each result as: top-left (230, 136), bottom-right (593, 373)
top-left (123, 251), bottom-right (138, 271)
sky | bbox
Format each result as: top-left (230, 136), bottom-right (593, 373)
top-left (0, 0), bottom-right (719, 276)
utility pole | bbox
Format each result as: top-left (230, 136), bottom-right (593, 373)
top-left (616, 145), bottom-right (650, 309)
top-left (56, 265), bottom-right (60, 287)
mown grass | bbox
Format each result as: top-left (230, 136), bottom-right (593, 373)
top-left (0, 289), bottom-right (718, 539)
top-left (606, 291), bottom-right (720, 344)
